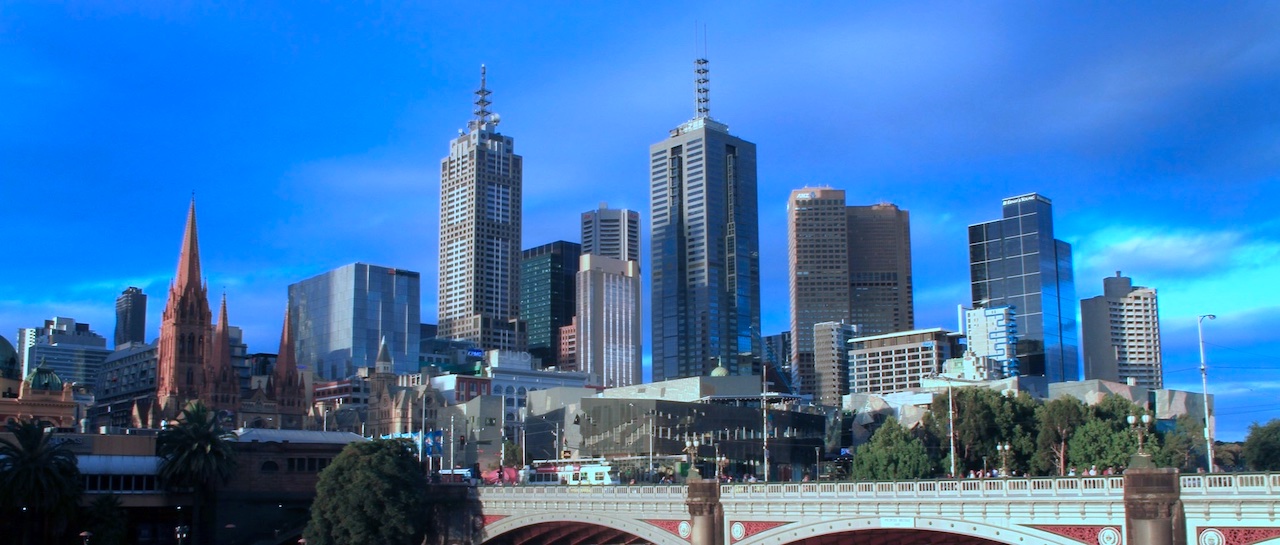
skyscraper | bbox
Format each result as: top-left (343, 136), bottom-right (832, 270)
top-left (17, 317), bottom-right (111, 386)
top-left (288, 263), bottom-right (421, 379)
top-left (813, 321), bottom-right (858, 407)
top-left (787, 188), bottom-right (850, 396)
top-left (787, 190), bottom-right (913, 396)
top-left (1081, 272), bottom-right (1162, 388)
top-left (847, 203), bottom-right (914, 335)
top-left (114, 287), bottom-right (147, 348)
top-left (965, 306), bottom-right (1019, 377)
top-left (582, 203), bottom-right (640, 262)
top-left (520, 241), bottom-right (581, 368)
top-left (649, 58), bottom-right (761, 382)
top-left (968, 193), bottom-right (1079, 383)
top-left (438, 66), bottom-right (523, 352)
top-left (576, 254), bottom-right (642, 387)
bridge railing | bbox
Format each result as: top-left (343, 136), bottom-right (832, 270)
top-left (478, 484), bottom-right (688, 501)
top-left (719, 476), bottom-right (1126, 500)
top-left (1179, 472), bottom-right (1280, 495)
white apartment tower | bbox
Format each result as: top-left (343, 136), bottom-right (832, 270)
top-left (1081, 272), bottom-right (1163, 388)
top-left (965, 306), bottom-right (1018, 378)
top-left (576, 254), bottom-right (643, 387)
top-left (438, 66), bottom-right (524, 351)
top-left (582, 203), bottom-right (640, 263)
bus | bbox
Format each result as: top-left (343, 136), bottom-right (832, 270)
top-left (438, 468), bottom-right (480, 485)
top-left (527, 458), bottom-right (618, 485)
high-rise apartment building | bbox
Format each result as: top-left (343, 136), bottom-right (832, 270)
top-left (813, 321), bottom-right (858, 407)
top-left (438, 66), bottom-right (523, 352)
top-left (649, 58), bottom-right (761, 382)
top-left (1081, 272), bottom-right (1162, 388)
top-left (968, 193), bottom-right (1079, 383)
top-left (582, 203), bottom-right (640, 262)
top-left (965, 306), bottom-right (1018, 377)
top-left (289, 263), bottom-right (421, 380)
top-left (17, 317), bottom-right (112, 386)
top-left (576, 254), bottom-right (642, 387)
top-left (847, 204), bottom-right (914, 334)
top-left (114, 287), bottom-right (147, 348)
top-left (848, 328), bottom-right (963, 395)
top-left (787, 190), bottom-right (914, 396)
top-left (520, 241), bottom-right (581, 368)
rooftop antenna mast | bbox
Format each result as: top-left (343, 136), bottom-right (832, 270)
top-left (695, 24), bottom-right (710, 119)
top-left (474, 64), bottom-right (493, 125)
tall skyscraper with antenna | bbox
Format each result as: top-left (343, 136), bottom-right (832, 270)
top-left (649, 56), bottom-right (761, 382)
top-left (438, 66), bottom-right (524, 352)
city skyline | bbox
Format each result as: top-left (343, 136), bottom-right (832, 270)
top-left (2, 3), bottom-right (1277, 439)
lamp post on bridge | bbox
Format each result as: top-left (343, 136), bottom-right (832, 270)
top-left (1197, 314), bottom-right (1216, 473)
top-left (996, 443), bottom-right (1011, 477)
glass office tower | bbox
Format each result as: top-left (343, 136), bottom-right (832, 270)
top-left (288, 263), bottom-right (421, 379)
top-left (649, 107), bottom-right (761, 382)
top-left (968, 193), bottom-right (1078, 383)
top-left (520, 241), bottom-right (581, 368)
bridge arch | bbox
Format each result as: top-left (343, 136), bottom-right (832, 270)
top-left (741, 516), bottom-right (1083, 545)
top-left (483, 511), bottom-right (687, 545)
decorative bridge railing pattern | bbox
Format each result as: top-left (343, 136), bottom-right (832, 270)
top-left (475, 473), bottom-right (1280, 545)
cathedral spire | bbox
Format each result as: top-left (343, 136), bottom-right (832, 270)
top-left (274, 308), bottom-right (297, 381)
top-left (175, 197), bottom-right (203, 289)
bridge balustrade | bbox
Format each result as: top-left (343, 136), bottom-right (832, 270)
top-left (1180, 472), bottom-right (1280, 495)
top-left (718, 476), bottom-right (1125, 500)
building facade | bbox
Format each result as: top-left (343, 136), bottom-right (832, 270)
top-left (114, 287), bottom-right (147, 348)
top-left (848, 328), bottom-right (964, 395)
top-left (968, 193), bottom-right (1079, 383)
top-left (576, 254), bottom-right (642, 387)
top-left (649, 59), bottom-right (761, 382)
top-left (1081, 272), bottom-right (1163, 388)
top-left (847, 203), bottom-right (914, 335)
top-left (965, 306), bottom-right (1018, 378)
top-left (787, 189), bottom-right (850, 396)
top-left (288, 262), bottom-right (421, 379)
top-left (813, 321), bottom-right (858, 407)
top-left (438, 66), bottom-right (523, 353)
top-left (519, 241), bottom-right (580, 368)
top-left (17, 317), bottom-right (112, 386)
top-left (581, 202), bottom-right (641, 262)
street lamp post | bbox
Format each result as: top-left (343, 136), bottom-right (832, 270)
top-left (932, 373), bottom-right (958, 478)
top-left (996, 443), bottom-right (1011, 477)
top-left (1198, 314), bottom-right (1217, 473)
top-left (1128, 413), bottom-right (1152, 455)
top-left (684, 436), bottom-right (702, 481)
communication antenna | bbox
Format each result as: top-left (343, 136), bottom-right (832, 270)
top-left (474, 64), bottom-right (493, 123)
top-left (694, 24), bottom-right (710, 119)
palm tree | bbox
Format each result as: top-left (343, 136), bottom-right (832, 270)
top-left (157, 401), bottom-right (238, 545)
top-left (0, 419), bottom-right (83, 545)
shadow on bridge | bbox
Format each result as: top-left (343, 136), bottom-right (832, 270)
top-left (486, 522), bottom-right (652, 545)
top-left (782, 529), bottom-right (1009, 545)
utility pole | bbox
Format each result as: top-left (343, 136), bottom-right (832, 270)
top-left (1198, 314), bottom-right (1217, 473)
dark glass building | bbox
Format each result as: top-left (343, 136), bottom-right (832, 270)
top-left (114, 287), bottom-right (147, 348)
top-left (650, 115), bottom-right (761, 382)
top-left (288, 263), bottom-right (421, 379)
top-left (968, 193), bottom-right (1079, 382)
top-left (520, 241), bottom-right (581, 368)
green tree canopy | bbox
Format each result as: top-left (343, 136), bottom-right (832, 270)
top-left (305, 439), bottom-right (431, 545)
top-left (1068, 418), bottom-right (1138, 472)
top-left (850, 418), bottom-right (932, 481)
top-left (0, 419), bottom-right (82, 545)
top-left (1243, 419), bottom-right (1280, 471)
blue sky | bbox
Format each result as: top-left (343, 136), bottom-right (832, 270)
top-left (2, 2), bottom-right (1277, 440)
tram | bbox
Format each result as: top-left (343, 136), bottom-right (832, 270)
top-left (527, 458), bottom-right (618, 485)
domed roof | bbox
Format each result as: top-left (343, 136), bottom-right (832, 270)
top-left (25, 364), bottom-right (64, 391)
top-left (710, 364), bottom-right (730, 377)
top-left (0, 335), bottom-right (17, 379)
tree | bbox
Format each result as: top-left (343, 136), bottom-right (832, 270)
top-left (83, 494), bottom-right (129, 545)
top-left (1153, 414), bottom-right (1203, 471)
top-left (1034, 397), bottom-right (1087, 476)
top-left (1243, 419), bottom-right (1280, 471)
top-left (157, 401), bottom-right (238, 545)
top-left (1068, 418), bottom-right (1137, 471)
top-left (0, 419), bottom-right (83, 545)
top-left (850, 418), bottom-right (932, 481)
top-left (305, 439), bottom-right (431, 545)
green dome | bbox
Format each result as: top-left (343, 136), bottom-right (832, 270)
top-left (25, 365), bottom-right (64, 391)
top-left (0, 335), bottom-right (17, 379)
top-left (710, 364), bottom-right (730, 377)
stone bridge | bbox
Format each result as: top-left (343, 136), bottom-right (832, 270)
top-left (473, 471), bottom-right (1280, 545)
